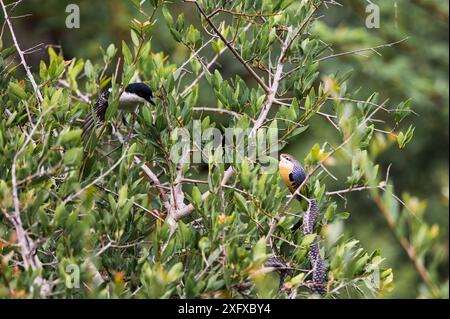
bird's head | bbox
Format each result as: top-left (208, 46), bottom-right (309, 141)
top-left (120, 82), bottom-right (155, 106)
top-left (279, 153), bottom-right (297, 171)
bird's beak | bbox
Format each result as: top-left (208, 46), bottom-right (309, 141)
top-left (147, 96), bottom-right (156, 106)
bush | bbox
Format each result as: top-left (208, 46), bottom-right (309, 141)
top-left (0, 0), bottom-right (446, 299)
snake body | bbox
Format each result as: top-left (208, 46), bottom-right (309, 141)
top-left (279, 154), bottom-right (326, 296)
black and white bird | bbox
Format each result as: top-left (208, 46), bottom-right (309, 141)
top-left (82, 82), bottom-right (155, 140)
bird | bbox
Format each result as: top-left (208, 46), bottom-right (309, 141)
top-left (81, 82), bottom-right (155, 140)
top-left (278, 153), bottom-right (326, 296)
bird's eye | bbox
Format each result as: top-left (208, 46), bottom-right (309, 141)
top-left (281, 155), bottom-right (291, 162)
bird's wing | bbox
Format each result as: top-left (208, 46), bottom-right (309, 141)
top-left (82, 91), bottom-right (110, 140)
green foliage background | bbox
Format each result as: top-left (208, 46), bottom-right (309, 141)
top-left (0, 0), bottom-right (448, 299)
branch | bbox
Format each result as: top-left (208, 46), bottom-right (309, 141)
top-left (207, 8), bottom-right (281, 19)
top-left (373, 193), bottom-right (440, 297)
top-left (175, 37), bottom-right (216, 77)
top-left (170, 1), bottom-right (322, 230)
top-left (168, 166), bottom-right (235, 223)
top-left (3, 104), bottom-right (57, 297)
top-left (134, 156), bottom-right (169, 209)
top-left (181, 23), bottom-right (252, 98)
top-left (186, 0), bottom-right (271, 94)
top-left (251, 2), bottom-right (323, 137)
top-left (193, 107), bottom-right (249, 121)
top-left (58, 79), bottom-right (90, 103)
top-left (172, 147), bottom-right (190, 211)
top-left (314, 37), bottom-right (410, 63)
top-left (250, 27), bottom-right (294, 137)
top-left (282, 37), bottom-right (408, 80)
top-left (1, 0), bottom-right (43, 109)
top-left (98, 184), bottom-right (164, 221)
top-left (111, 128), bottom-right (170, 213)
top-left (181, 48), bottom-right (223, 98)
top-left (281, 2), bottom-right (322, 62)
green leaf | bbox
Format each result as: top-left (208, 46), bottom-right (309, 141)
top-left (290, 273), bottom-right (305, 286)
top-left (395, 99), bottom-right (413, 124)
top-left (162, 6), bottom-right (174, 27)
top-left (397, 125), bottom-right (415, 149)
top-left (84, 60), bottom-right (95, 79)
top-left (192, 186), bottom-right (202, 206)
top-left (167, 262), bottom-right (184, 283)
top-left (63, 147), bottom-right (83, 166)
top-left (122, 41), bottom-right (133, 66)
top-left (59, 129), bottom-right (82, 146)
top-left (198, 237), bottom-right (211, 253)
top-left (8, 82), bottom-right (27, 100)
top-left (301, 234), bottom-right (317, 247)
top-left (118, 184), bottom-right (128, 208)
top-left (131, 30), bottom-right (140, 48)
top-left (234, 192), bottom-right (248, 213)
top-left (240, 158), bottom-right (251, 189)
top-left (253, 237), bottom-right (267, 264)
top-left (106, 44), bottom-right (117, 59)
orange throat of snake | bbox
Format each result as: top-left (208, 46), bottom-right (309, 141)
top-left (279, 160), bottom-right (295, 193)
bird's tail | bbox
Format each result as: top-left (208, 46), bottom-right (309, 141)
top-left (82, 103), bottom-right (108, 142)
top-left (81, 111), bottom-right (97, 141)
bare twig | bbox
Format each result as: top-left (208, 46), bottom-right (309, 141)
top-left (282, 37), bottom-right (409, 80)
top-left (134, 156), bottom-right (169, 210)
top-left (250, 27), bottom-right (294, 137)
top-left (168, 167), bottom-right (236, 224)
top-left (170, 146), bottom-right (190, 214)
top-left (314, 37), bottom-right (410, 63)
top-left (98, 184), bottom-right (164, 221)
top-left (1, 0), bottom-right (43, 108)
top-left (282, 3), bottom-right (322, 62)
top-left (17, 165), bottom-right (61, 187)
top-left (372, 193), bottom-right (440, 297)
top-left (181, 49), bottom-right (223, 97)
top-left (193, 107), bottom-right (248, 121)
top-left (181, 23), bottom-right (252, 97)
top-left (58, 79), bottom-right (90, 103)
top-left (175, 37), bottom-right (216, 77)
top-left (4, 104), bottom-right (58, 297)
top-left (186, 0), bottom-right (271, 94)
top-left (207, 8), bottom-right (281, 19)
top-left (251, 2), bottom-right (323, 137)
